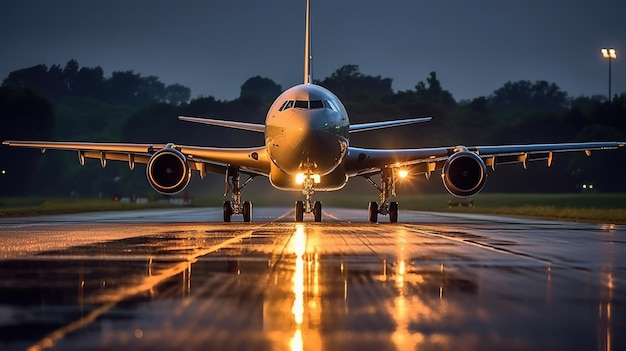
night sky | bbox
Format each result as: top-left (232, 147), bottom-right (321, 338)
top-left (2, 0), bottom-right (625, 102)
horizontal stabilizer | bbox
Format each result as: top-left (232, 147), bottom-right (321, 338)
top-left (349, 117), bottom-right (432, 133)
top-left (179, 116), bottom-right (265, 133)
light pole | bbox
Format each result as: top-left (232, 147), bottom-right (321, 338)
top-left (601, 48), bottom-right (617, 102)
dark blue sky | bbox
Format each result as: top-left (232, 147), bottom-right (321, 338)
top-left (2, 0), bottom-right (625, 101)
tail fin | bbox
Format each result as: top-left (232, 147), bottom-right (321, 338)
top-left (304, 0), bottom-right (311, 85)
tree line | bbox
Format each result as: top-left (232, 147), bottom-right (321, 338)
top-left (1, 60), bottom-right (625, 197)
top-left (2, 60), bottom-right (191, 105)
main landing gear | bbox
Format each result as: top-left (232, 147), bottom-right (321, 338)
top-left (295, 176), bottom-right (322, 222)
top-left (364, 168), bottom-right (399, 223)
top-left (223, 167), bottom-right (255, 222)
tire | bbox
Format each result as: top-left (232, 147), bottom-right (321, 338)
top-left (389, 201), bottom-right (398, 223)
top-left (295, 201), bottom-right (304, 222)
top-left (223, 201), bottom-right (232, 222)
top-left (243, 201), bottom-right (252, 222)
top-left (368, 201), bottom-right (378, 223)
top-left (313, 201), bottom-right (322, 222)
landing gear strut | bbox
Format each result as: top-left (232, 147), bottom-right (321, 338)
top-left (364, 167), bottom-right (399, 223)
top-left (294, 175), bottom-right (322, 222)
top-left (223, 166), bottom-right (255, 222)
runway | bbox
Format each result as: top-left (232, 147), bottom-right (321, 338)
top-left (0, 208), bottom-right (624, 351)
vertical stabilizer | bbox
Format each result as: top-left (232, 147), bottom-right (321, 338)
top-left (304, 0), bottom-right (311, 85)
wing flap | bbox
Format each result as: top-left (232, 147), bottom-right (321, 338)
top-left (3, 140), bottom-right (271, 176)
top-left (346, 142), bottom-right (625, 177)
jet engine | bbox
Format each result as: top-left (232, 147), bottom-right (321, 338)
top-left (441, 151), bottom-right (487, 197)
top-left (146, 147), bottom-right (191, 195)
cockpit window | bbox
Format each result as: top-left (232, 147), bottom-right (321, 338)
top-left (279, 100), bottom-right (294, 111)
top-left (279, 99), bottom-right (337, 111)
top-left (309, 100), bottom-right (324, 109)
top-left (294, 100), bottom-right (309, 109)
top-left (324, 99), bottom-right (339, 112)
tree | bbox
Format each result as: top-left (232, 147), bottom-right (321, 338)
top-left (2, 64), bottom-right (67, 98)
top-left (414, 71), bottom-right (456, 108)
top-left (240, 76), bottom-right (281, 102)
top-left (318, 64), bottom-right (393, 100)
top-left (490, 80), bottom-right (568, 115)
top-left (0, 88), bottom-right (54, 195)
top-left (74, 65), bottom-right (105, 99)
top-left (164, 84), bottom-right (191, 105)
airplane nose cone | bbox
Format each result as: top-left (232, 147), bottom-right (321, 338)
top-left (286, 111), bottom-right (309, 148)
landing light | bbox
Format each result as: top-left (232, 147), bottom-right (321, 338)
top-left (397, 169), bottom-right (409, 179)
top-left (295, 173), bottom-right (321, 184)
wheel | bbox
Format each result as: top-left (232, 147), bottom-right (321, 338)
top-left (223, 201), bottom-right (232, 222)
top-left (313, 201), bottom-right (322, 222)
top-left (389, 201), bottom-right (398, 223)
top-left (243, 201), bottom-right (252, 222)
top-left (368, 201), bottom-right (378, 223)
top-left (295, 201), bottom-right (304, 222)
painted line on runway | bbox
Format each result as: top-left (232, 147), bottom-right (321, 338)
top-left (404, 224), bottom-right (554, 266)
top-left (27, 222), bottom-right (273, 351)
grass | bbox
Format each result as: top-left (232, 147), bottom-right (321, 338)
top-left (0, 197), bottom-right (170, 217)
top-left (397, 193), bottom-right (626, 224)
top-left (1, 193), bottom-right (625, 224)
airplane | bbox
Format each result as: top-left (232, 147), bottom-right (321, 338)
top-left (3, 0), bottom-right (625, 223)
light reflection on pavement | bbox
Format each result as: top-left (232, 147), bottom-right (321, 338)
top-left (0, 208), bottom-right (624, 351)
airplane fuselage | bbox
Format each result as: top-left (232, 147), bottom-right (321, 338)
top-left (265, 84), bottom-right (350, 191)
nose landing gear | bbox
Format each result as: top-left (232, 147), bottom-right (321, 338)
top-left (295, 176), bottom-right (322, 222)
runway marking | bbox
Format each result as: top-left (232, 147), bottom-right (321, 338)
top-left (27, 222), bottom-right (273, 351)
top-left (403, 225), bottom-right (554, 266)
top-left (322, 210), bottom-right (341, 221)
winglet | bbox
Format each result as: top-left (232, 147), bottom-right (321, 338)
top-left (304, 0), bottom-right (312, 85)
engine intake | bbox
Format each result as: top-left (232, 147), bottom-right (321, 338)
top-left (441, 151), bottom-right (487, 197)
top-left (146, 147), bottom-right (191, 195)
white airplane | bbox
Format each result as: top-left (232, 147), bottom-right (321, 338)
top-left (3, 0), bottom-right (625, 223)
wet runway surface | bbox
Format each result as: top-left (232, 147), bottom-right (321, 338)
top-left (0, 208), bottom-right (624, 351)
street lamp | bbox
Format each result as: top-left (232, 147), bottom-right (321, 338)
top-left (601, 48), bottom-right (617, 102)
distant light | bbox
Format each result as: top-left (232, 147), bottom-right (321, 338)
top-left (582, 184), bottom-right (587, 189)
top-left (397, 169), bottom-right (409, 179)
top-left (589, 184), bottom-right (594, 189)
top-left (601, 48), bottom-right (617, 59)
top-left (1, 169), bottom-right (5, 175)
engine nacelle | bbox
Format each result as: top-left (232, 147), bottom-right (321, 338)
top-left (441, 151), bottom-right (487, 197)
top-left (146, 147), bottom-right (191, 195)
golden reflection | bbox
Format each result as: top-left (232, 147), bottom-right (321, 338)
top-left (182, 261), bottom-right (191, 300)
top-left (389, 227), bottom-right (455, 350)
top-left (290, 329), bottom-right (303, 351)
top-left (281, 224), bottom-right (321, 351)
top-left (598, 270), bottom-right (614, 351)
top-left (598, 232), bottom-right (615, 351)
top-left (292, 228), bottom-right (305, 325)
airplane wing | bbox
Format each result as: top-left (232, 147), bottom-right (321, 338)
top-left (178, 116), bottom-right (265, 132)
top-left (179, 115), bottom-right (432, 134)
top-left (345, 141), bottom-right (626, 178)
top-left (2, 140), bottom-right (271, 176)
top-left (349, 117), bottom-right (431, 133)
